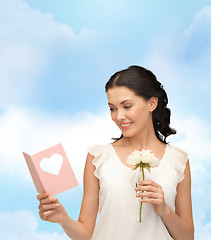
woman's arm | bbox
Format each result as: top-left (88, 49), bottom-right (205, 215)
top-left (60, 152), bottom-right (99, 239)
top-left (159, 160), bottom-right (194, 239)
top-left (135, 160), bottom-right (194, 240)
top-left (38, 153), bottom-right (99, 240)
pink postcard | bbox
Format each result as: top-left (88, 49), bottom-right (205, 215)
top-left (23, 143), bottom-right (79, 196)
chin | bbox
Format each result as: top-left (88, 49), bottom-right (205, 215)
top-left (122, 128), bottom-right (142, 138)
top-left (122, 131), bottom-right (135, 138)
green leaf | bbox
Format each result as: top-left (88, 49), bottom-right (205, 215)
top-left (132, 163), bottom-right (140, 170)
top-left (145, 165), bottom-right (150, 173)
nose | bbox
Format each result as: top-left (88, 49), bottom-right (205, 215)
top-left (116, 109), bottom-right (125, 121)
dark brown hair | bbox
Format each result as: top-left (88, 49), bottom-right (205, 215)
top-left (105, 65), bottom-right (176, 143)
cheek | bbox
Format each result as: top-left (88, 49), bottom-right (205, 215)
top-left (110, 112), bottom-right (117, 122)
top-left (133, 105), bottom-right (149, 119)
top-left (132, 109), bottom-right (151, 128)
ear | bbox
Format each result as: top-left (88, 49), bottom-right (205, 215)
top-left (148, 97), bottom-right (158, 112)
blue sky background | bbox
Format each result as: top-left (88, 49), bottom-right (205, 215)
top-left (0, 0), bottom-right (211, 239)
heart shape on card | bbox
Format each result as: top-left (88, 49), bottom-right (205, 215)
top-left (40, 154), bottom-right (63, 175)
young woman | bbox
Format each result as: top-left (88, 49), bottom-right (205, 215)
top-left (37, 66), bottom-right (194, 240)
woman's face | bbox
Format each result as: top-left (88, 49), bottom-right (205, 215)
top-left (107, 86), bottom-right (157, 138)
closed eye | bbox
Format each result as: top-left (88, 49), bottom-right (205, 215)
top-left (109, 106), bottom-right (131, 111)
top-left (124, 106), bottom-right (132, 109)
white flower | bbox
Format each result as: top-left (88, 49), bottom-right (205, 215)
top-left (126, 149), bottom-right (159, 168)
top-left (126, 150), bottom-right (141, 165)
top-left (140, 149), bottom-right (159, 168)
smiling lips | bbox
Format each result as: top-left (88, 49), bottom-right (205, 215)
top-left (120, 122), bottom-right (133, 129)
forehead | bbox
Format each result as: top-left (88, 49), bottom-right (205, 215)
top-left (107, 86), bottom-right (137, 103)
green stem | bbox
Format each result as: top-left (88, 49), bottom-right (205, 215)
top-left (139, 166), bottom-right (145, 223)
top-left (142, 166), bottom-right (145, 181)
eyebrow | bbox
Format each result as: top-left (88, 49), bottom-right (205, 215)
top-left (108, 100), bottom-right (133, 106)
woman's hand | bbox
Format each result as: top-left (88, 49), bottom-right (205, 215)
top-left (135, 180), bottom-right (168, 216)
top-left (37, 193), bottom-right (68, 224)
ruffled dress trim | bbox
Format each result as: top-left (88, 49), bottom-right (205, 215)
top-left (86, 144), bottom-right (189, 184)
top-left (169, 145), bottom-right (189, 183)
top-left (85, 144), bottom-right (107, 179)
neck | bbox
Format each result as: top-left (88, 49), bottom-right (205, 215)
top-left (122, 121), bottom-right (160, 150)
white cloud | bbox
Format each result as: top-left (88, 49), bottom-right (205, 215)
top-left (183, 6), bottom-right (211, 44)
top-left (0, 0), bottom-right (75, 46)
top-left (0, 0), bottom-right (105, 107)
top-left (0, 44), bottom-right (46, 105)
top-left (144, 6), bottom-right (211, 92)
top-left (180, 6), bottom-right (211, 69)
top-left (172, 116), bottom-right (211, 160)
top-left (0, 106), bottom-right (120, 183)
top-left (0, 210), bottom-right (69, 240)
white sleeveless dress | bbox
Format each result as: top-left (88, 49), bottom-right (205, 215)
top-left (86, 143), bottom-right (188, 240)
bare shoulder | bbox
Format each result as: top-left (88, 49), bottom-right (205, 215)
top-left (77, 153), bottom-right (99, 236)
top-left (175, 160), bottom-right (193, 225)
top-left (83, 152), bottom-right (98, 183)
top-left (86, 151), bottom-right (95, 161)
top-left (177, 159), bottom-right (191, 192)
